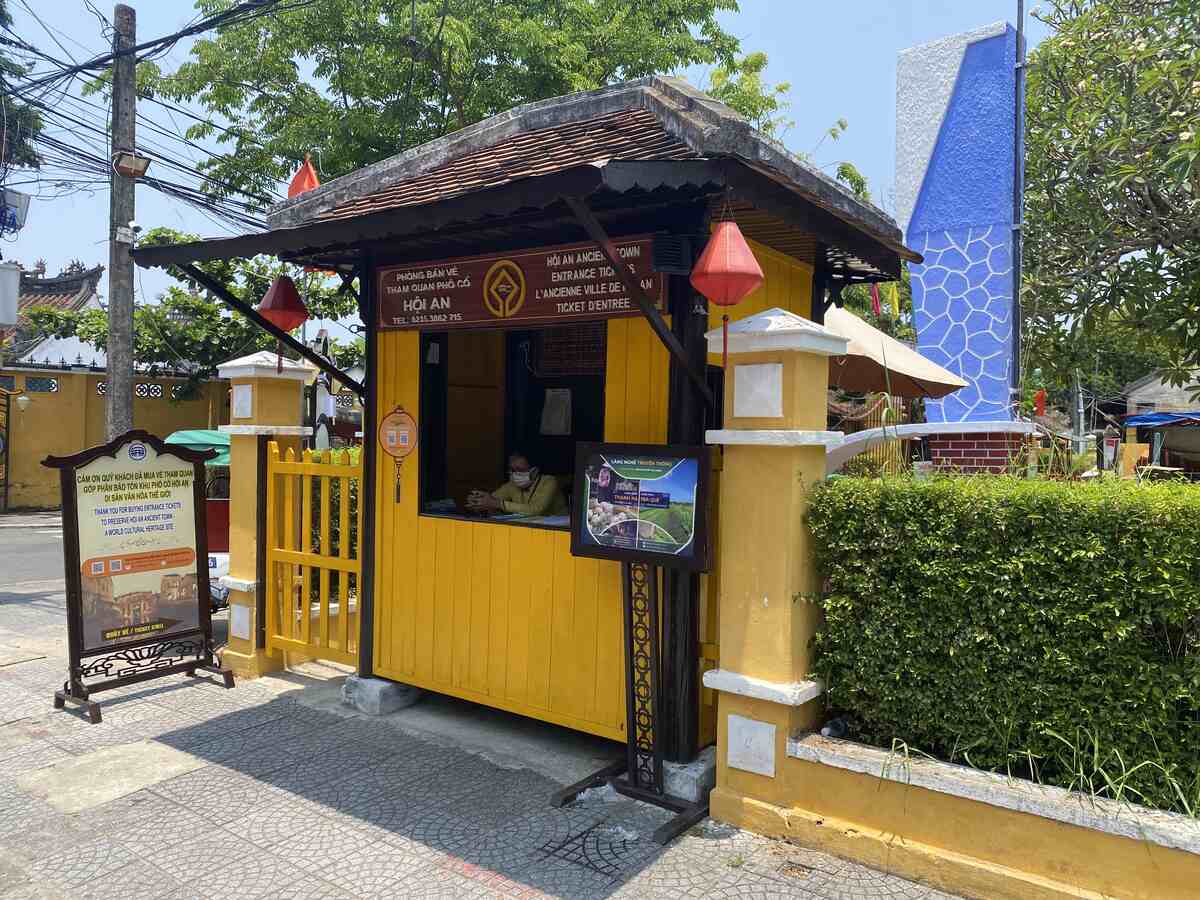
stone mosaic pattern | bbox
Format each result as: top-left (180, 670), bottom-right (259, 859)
top-left (911, 225), bottom-right (1013, 423)
top-left (898, 25), bottom-right (1020, 425)
top-left (0, 579), bottom-right (961, 899)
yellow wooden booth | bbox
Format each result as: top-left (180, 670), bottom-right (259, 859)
top-left (133, 76), bottom-right (915, 769)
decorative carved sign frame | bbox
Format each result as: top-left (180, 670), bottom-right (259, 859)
top-left (43, 429), bottom-right (233, 723)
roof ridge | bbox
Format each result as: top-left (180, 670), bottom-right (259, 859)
top-left (270, 78), bottom-right (657, 228)
top-left (266, 75), bottom-right (902, 248)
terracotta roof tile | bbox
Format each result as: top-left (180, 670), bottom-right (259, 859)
top-left (18, 290), bottom-right (80, 312)
top-left (320, 108), bottom-right (697, 222)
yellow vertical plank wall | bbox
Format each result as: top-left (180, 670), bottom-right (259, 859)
top-left (371, 241), bottom-right (811, 742)
top-left (371, 319), bottom-right (668, 741)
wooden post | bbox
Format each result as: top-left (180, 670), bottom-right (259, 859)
top-left (662, 257), bottom-right (709, 763)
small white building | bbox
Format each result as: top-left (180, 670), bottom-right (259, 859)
top-left (1124, 371), bottom-right (1199, 416)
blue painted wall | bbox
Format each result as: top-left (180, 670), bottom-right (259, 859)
top-left (907, 27), bottom-right (1019, 423)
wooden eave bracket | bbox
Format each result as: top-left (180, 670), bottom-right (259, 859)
top-left (565, 196), bottom-right (716, 410)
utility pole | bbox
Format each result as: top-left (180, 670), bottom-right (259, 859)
top-left (105, 4), bottom-right (136, 439)
top-left (1073, 369), bottom-right (1086, 455)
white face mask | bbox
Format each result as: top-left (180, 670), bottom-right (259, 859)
top-left (510, 469), bottom-right (535, 488)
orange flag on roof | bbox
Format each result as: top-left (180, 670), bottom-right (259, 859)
top-left (288, 155), bottom-right (320, 198)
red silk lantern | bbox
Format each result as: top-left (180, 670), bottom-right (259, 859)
top-left (690, 221), bottom-right (764, 366)
top-left (258, 275), bottom-right (309, 372)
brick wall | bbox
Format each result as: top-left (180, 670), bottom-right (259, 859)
top-left (927, 432), bottom-right (1026, 474)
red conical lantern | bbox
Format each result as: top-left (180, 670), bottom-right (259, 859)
top-left (258, 275), bottom-right (309, 372)
top-left (288, 154), bottom-right (321, 198)
top-left (258, 275), bottom-right (309, 332)
top-left (690, 221), bottom-right (764, 366)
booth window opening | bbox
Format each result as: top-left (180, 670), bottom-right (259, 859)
top-left (418, 324), bottom-right (607, 528)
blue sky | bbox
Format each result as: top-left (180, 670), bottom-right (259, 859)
top-left (6, 1), bottom-right (1047, 321)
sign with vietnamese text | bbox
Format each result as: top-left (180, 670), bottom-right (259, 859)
top-left (377, 237), bottom-right (663, 330)
top-left (43, 430), bottom-right (232, 723)
top-left (73, 441), bottom-right (201, 652)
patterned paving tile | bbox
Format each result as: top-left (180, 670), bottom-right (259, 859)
top-left (262, 816), bottom-right (382, 876)
top-left (78, 790), bottom-right (209, 850)
top-left (809, 859), bottom-right (937, 900)
top-left (22, 836), bottom-right (138, 889)
top-left (45, 725), bottom-right (140, 756)
top-left (321, 841), bottom-right (441, 898)
top-left (225, 795), bottom-right (331, 848)
top-left (256, 874), bottom-right (356, 899)
top-left (73, 858), bottom-right (181, 900)
top-left (1, 814), bottom-right (90, 863)
top-left (0, 785), bottom-right (59, 839)
top-left (0, 743), bottom-right (70, 778)
top-left (150, 767), bottom-right (276, 825)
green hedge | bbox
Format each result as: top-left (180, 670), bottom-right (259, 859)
top-left (808, 477), bottom-right (1200, 815)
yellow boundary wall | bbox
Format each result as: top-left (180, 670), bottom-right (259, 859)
top-left (711, 736), bottom-right (1198, 899)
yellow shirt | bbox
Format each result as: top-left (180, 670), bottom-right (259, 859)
top-left (492, 474), bottom-right (568, 516)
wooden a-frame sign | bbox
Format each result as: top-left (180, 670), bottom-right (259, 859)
top-left (43, 430), bottom-right (233, 723)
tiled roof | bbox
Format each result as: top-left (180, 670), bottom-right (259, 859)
top-left (18, 265), bottom-right (103, 314)
top-left (1, 265), bottom-right (103, 355)
top-left (320, 108), bottom-right (696, 222)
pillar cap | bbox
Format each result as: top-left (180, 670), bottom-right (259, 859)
top-left (217, 350), bottom-right (314, 382)
top-left (706, 307), bottom-right (849, 357)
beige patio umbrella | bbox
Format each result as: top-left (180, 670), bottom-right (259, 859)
top-left (823, 305), bottom-right (967, 399)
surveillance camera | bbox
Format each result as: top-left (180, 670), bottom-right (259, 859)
top-left (129, 221), bottom-right (142, 233)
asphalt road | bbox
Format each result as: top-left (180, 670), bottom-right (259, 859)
top-left (0, 510), bottom-right (228, 656)
top-left (0, 511), bottom-right (66, 586)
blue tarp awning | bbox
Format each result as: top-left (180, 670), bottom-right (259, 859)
top-left (165, 429), bottom-right (230, 466)
top-left (1123, 411), bottom-right (1200, 428)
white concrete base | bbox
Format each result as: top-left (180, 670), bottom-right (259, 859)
top-left (340, 674), bottom-right (424, 716)
top-left (702, 668), bottom-right (824, 706)
top-left (664, 745), bottom-right (717, 803)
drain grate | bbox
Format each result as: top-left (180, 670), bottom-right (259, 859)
top-left (536, 822), bottom-right (636, 880)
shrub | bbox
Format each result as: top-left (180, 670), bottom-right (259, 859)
top-left (808, 476), bottom-right (1200, 815)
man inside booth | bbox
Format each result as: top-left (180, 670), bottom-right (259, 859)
top-left (466, 450), bottom-right (568, 517)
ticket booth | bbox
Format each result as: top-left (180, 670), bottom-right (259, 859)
top-left (133, 76), bottom-right (915, 771)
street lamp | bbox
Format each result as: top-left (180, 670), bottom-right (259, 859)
top-left (14, 393), bottom-right (30, 412)
top-left (111, 150), bottom-right (151, 179)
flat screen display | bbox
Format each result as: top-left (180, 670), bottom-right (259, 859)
top-left (571, 442), bottom-right (709, 571)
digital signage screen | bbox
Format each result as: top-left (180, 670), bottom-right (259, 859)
top-left (571, 442), bottom-right (710, 571)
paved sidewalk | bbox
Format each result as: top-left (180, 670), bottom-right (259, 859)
top-left (0, 583), bottom-right (959, 899)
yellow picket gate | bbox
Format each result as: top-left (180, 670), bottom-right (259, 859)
top-left (265, 443), bottom-right (362, 666)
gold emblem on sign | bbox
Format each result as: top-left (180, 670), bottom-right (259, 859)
top-left (482, 259), bottom-right (526, 319)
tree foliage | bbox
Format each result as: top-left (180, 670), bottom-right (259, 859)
top-left (1023, 0), bottom-right (1200, 398)
top-left (137, 0), bottom-right (742, 203)
top-left (707, 51), bottom-right (791, 138)
top-left (0, 0), bottom-right (42, 169)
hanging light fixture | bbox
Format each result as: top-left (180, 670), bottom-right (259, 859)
top-left (111, 149), bottom-right (151, 179)
top-left (257, 275), bottom-right (309, 372)
top-left (689, 219), bottom-right (764, 368)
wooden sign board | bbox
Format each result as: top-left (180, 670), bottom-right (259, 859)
top-left (570, 442), bottom-right (711, 572)
top-left (377, 236), bottom-right (664, 330)
top-left (43, 430), bottom-right (233, 723)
